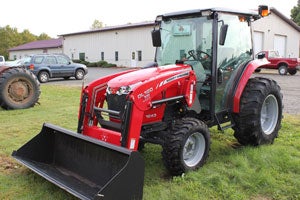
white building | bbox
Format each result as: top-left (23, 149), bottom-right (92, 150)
top-left (253, 8), bottom-right (300, 57)
top-left (9, 8), bottom-right (300, 65)
top-left (60, 22), bottom-right (156, 68)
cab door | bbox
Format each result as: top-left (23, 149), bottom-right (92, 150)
top-left (215, 13), bottom-right (253, 113)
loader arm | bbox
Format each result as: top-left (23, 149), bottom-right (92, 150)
top-left (79, 65), bottom-right (197, 151)
top-left (77, 69), bottom-right (137, 133)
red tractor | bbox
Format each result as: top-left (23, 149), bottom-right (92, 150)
top-left (13, 6), bottom-right (282, 200)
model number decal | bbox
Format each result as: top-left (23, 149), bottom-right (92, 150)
top-left (137, 87), bottom-right (153, 101)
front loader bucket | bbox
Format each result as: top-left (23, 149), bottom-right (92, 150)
top-left (12, 123), bottom-right (144, 200)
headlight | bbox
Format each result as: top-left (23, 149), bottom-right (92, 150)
top-left (117, 86), bottom-right (131, 95)
top-left (106, 86), bottom-right (132, 95)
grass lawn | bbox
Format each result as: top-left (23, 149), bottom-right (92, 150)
top-left (0, 85), bottom-right (299, 200)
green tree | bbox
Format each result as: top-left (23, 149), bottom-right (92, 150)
top-left (37, 33), bottom-right (51, 40)
top-left (0, 25), bottom-right (21, 59)
top-left (0, 26), bottom-right (51, 59)
top-left (20, 29), bottom-right (36, 43)
top-left (291, 0), bottom-right (300, 25)
top-left (91, 19), bottom-right (103, 29)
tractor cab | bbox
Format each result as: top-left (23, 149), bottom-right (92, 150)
top-left (152, 7), bottom-right (266, 127)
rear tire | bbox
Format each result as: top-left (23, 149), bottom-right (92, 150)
top-left (162, 118), bottom-right (210, 176)
top-left (233, 77), bottom-right (282, 145)
top-left (288, 68), bottom-right (297, 75)
top-left (0, 67), bottom-right (40, 109)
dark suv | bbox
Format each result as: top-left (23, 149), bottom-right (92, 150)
top-left (24, 54), bottom-right (88, 83)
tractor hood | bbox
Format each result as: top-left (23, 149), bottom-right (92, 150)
top-left (107, 64), bottom-right (191, 94)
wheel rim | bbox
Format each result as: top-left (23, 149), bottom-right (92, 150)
top-left (8, 78), bottom-right (33, 104)
top-left (279, 67), bottom-right (286, 75)
top-left (183, 132), bottom-right (206, 167)
top-left (76, 70), bottom-right (84, 79)
top-left (260, 94), bottom-right (279, 135)
top-left (40, 73), bottom-right (48, 82)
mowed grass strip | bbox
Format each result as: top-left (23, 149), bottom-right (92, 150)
top-left (0, 85), bottom-right (299, 200)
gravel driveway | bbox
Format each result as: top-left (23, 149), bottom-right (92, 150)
top-left (253, 69), bottom-right (300, 115)
top-left (46, 67), bottom-right (300, 115)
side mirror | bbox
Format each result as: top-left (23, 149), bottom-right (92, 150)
top-left (257, 53), bottom-right (265, 59)
top-left (152, 29), bottom-right (161, 47)
top-left (219, 24), bottom-right (228, 46)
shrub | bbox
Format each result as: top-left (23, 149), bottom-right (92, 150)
top-left (96, 60), bottom-right (108, 67)
top-left (103, 63), bottom-right (117, 68)
top-left (72, 59), bottom-right (81, 63)
top-left (87, 62), bottom-right (97, 67)
top-left (80, 60), bottom-right (89, 65)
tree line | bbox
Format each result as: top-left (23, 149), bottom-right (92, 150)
top-left (0, 25), bottom-right (51, 60)
top-left (291, 1), bottom-right (300, 26)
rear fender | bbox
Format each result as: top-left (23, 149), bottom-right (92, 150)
top-left (0, 66), bottom-right (10, 73)
top-left (233, 58), bottom-right (269, 113)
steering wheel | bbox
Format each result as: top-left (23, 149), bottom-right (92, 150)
top-left (188, 50), bottom-right (211, 61)
top-left (187, 50), bottom-right (211, 70)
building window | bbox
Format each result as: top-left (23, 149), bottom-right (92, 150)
top-left (101, 52), bottom-right (104, 60)
top-left (115, 51), bottom-right (118, 61)
top-left (79, 53), bottom-right (85, 61)
top-left (137, 51), bottom-right (142, 61)
top-left (43, 49), bottom-right (48, 53)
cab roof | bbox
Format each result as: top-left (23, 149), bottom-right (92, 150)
top-left (160, 7), bottom-right (259, 19)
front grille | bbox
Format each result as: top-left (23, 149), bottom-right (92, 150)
top-left (107, 94), bottom-right (127, 113)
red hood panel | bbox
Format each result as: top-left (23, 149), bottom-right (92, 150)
top-left (108, 64), bottom-right (191, 87)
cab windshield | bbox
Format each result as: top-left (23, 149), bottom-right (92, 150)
top-left (155, 15), bottom-right (213, 68)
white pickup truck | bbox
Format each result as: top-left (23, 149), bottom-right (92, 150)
top-left (0, 55), bottom-right (5, 65)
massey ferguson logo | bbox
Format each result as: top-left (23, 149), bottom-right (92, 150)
top-left (157, 72), bottom-right (189, 88)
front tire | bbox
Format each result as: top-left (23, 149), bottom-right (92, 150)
top-left (162, 118), bottom-right (210, 176)
top-left (75, 69), bottom-right (85, 80)
top-left (278, 65), bottom-right (288, 75)
top-left (233, 77), bottom-right (282, 145)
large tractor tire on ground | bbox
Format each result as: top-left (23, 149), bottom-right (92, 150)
top-left (0, 67), bottom-right (40, 110)
top-left (162, 117), bottom-right (210, 176)
top-left (233, 77), bottom-right (283, 145)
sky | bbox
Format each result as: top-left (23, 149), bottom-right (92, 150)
top-left (0, 0), bottom-right (298, 38)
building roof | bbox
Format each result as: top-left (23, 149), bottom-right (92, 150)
top-left (9, 38), bottom-right (63, 51)
top-left (59, 21), bottom-right (155, 37)
top-left (271, 7), bottom-right (300, 32)
top-left (59, 8), bottom-right (299, 38)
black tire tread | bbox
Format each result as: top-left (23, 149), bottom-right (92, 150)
top-left (162, 117), bottom-right (210, 176)
top-left (233, 77), bottom-right (282, 145)
top-left (0, 67), bottom-right (40, 109)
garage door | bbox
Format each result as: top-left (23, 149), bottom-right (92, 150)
top-left (253, 31), bottom-right (264, 54)
top-left (274, 34), bottom-right (287, 57)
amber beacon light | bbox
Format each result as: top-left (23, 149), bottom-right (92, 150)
top-left (259, 5), bottom-right (269, 17)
